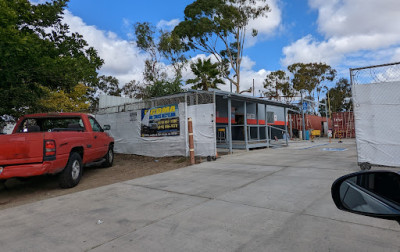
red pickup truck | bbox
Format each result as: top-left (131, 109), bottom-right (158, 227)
top-left (0, 113), bottom-right (114, 188)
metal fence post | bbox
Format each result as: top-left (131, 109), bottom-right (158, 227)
top-left (284, 107), bottom-right (288, 146)
top-left (301, 90), bottom-right (306, 140)
top-left (244, 101), bottom-right (248, 151)
top-left (228, 97), bottom-right (232, 154)
top-left (265, 104), bottom-right (269, 148)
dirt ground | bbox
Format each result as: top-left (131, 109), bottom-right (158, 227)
top-left (0, 154), bottom-right (192, 210)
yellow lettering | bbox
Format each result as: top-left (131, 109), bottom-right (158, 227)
top-left (170, 105), bottom-right (176, 112)
top-left (156, 108), bottom-right (162, 114)
top-left (162, 107), bottom-right (170, 113)
top-left (150, 109), bottom-right (156, 115)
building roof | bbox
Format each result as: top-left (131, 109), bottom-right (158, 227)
top-left (189, 90), bottom-right (297, 109)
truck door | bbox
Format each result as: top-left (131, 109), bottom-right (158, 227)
top-left (88, 117), bottom-right (109, 160)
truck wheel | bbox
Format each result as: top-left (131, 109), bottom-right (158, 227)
top-left (59, 152), bottom-right (83, 188)
top-left (102, 145), bottom-right (114, 168)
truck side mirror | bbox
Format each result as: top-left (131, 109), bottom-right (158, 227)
top-left (331, 171), bottom-right (400, 220)
top-left (103, 125), bottom-right (111, 131)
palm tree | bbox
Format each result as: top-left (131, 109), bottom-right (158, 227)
top-left (186, 58), bottom-right (225, 91)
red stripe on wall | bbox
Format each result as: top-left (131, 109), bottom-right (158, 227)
top-left (216, 117), bottom-right (235, 124)
top-left (216, 117), bottom-right (286, 126)
top-left (247, 119), bottom-right (258, 125)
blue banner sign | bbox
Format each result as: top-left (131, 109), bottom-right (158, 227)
top-left (141, 104), bottom-right (180, 137)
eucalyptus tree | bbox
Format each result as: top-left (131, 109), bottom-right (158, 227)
top-left (131, 22), bottom-right (187, 98)
top-left (288, 62), bottom-right (336, 101)
top-left (264, 70), bottom-right (295, 103)
top-left (174, 0), bottom-right (270, 93)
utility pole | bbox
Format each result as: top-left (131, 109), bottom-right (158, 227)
top-left (253, 79), bottom-right (255, 97)
top-left (301, 90), bottom-right (306, 140)
top-left (327, 90), bottom-right (332, 119)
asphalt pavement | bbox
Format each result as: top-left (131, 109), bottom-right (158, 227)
top-left (0, 139), bottom-right (399, 251)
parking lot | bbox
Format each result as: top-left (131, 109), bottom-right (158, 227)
top-left (0, 139), bottom-right (399, 251)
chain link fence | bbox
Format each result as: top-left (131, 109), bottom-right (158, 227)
top-left (96, 91), bottom-right (215, 115)
top-left (350, 62), bottom-right (400, 169)
top-left (350, 62), bottom-right (400, 85)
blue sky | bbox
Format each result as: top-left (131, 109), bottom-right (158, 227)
top-left (62, 0), bottom-right (400, 93)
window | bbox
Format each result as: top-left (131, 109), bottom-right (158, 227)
top-left (89, 117), bottom-right (103, 132)
top-left (18, 117), bottom-right (84, 133)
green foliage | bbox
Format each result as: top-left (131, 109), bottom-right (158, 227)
top-left (187, 58), bottom-right (225, 90)
top-left (97, 75), bottom-right (121, 97)
top-left (145, 79), bottom-right (182, 98)
top-left (287, 62), bottom-right (336, 100)
top-left (122, 79), bottom-right (182, 100)
top-left (158, 31), bottom-right (188, 78)
top-left (0, 0), bottom-right (103, 120)
top-left (174, 0), bottom-right (270, 93)
top-left (121, 80), bottom-right (139, 98)
top-left (38, 83), bottom-right (91, 112)
top-left (134, 22), bottom-right (156, 53)
top-left (88, 75), bottom-right (122, 110)
top-left (134, 22), bottom-right (186, 81)
top-left (319, 78), bottom-right (352, 116)
top-left (131, 22), bottom-right (187, 99)
top-left (263, 70), bottom-right (295, 103)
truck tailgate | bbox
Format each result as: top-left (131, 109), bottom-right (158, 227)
top-left (0, 133), bottom-right (44, 165)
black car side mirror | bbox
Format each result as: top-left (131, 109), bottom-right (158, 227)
top-left (103, 125), bottom-right (111, 131)
top-left (331, 171), bottom-right (400, 221)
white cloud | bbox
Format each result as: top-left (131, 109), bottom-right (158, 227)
top-left (30, 0), bottom-right (48, 5)
top-left (282, 0), bottom-right (400, 68)
top-left (156, 19), bottom-right (180, 31)
top-left (246, 0), bottom-right (282, 47)
top-left (62, 11), bottom-right (271, 95)
top-left (241, 56), bottom-right (256, 70)
top-left (393, 48), bottom-right (400, 62)
top-left (63, 11), bottom-right (146, 85)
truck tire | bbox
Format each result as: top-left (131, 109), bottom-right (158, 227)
top-left (59, 152), bottom-right (83, 188)
top-left (102, 145), bottom-right (114, 168)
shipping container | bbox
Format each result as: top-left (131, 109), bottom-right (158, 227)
top-left (290, 114), bottom-right (331, 136)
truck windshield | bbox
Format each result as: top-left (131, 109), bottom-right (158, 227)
top-left (18, 117), bottom-right (85, 133)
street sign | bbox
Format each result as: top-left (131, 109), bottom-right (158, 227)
top-left (302, 102), bottom-right (307, 111)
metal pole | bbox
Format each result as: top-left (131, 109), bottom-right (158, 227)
top-left (265, 104), bottom-right (269, 148)
top-left (301, 91), bottom-right (306, 140)
top-left (253, 79), bottom-right (255, 97)
top-left (284, 107), bottom-right (288, 146)
top-left (325, 101), bottom-right (328, 136)
top-left (230, 81), bottom-right (232, 93)
top-left (244, 101), bottom-right (248, 151)
top-left (256, 104), bottom-right (259, 140)
top-left (289, 114), bottom-right (292, 138)
top-left (228, 97), bottom-right (232, 154)
top-left (188, 118), bottom-right (195, 165)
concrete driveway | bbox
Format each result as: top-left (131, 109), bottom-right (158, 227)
top-left (1, 139), bottom-right (399, 251)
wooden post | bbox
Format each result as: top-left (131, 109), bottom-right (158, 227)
top-left (188, 118), bottom-right (195, 165)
